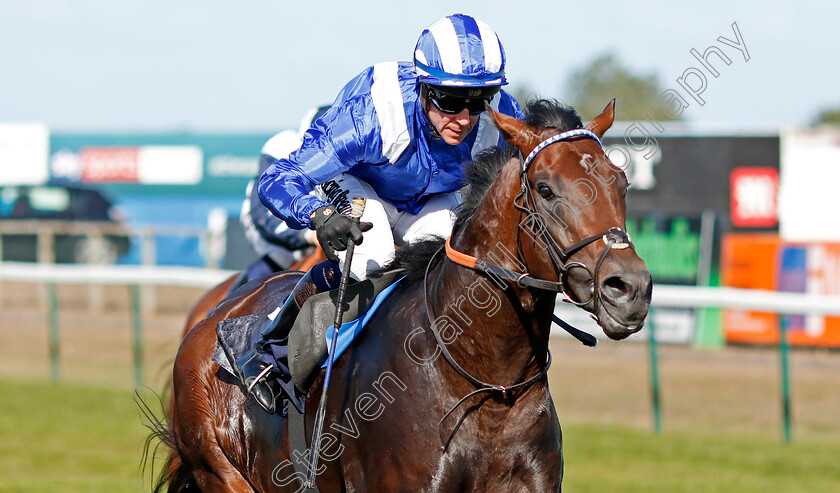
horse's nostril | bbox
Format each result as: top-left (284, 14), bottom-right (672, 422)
top-left (603, 276), bottom-right (629, 297)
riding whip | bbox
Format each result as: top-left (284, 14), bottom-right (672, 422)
top-left (305, 197), bottom-right (366, 488)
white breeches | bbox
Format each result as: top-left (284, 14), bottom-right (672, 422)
top-left (316, 173), bottom-right (460, 280)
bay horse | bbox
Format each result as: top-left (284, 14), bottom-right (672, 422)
top-left (153, 99), bottom-right (651, 492)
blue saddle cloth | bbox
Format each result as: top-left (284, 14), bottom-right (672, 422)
top-left (214, 276), bottom-right (404, 411)
top-left (321, 277), bottom-right (404, 367)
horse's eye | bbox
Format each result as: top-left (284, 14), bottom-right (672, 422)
top-left (537, 184), bottom-right (554, 199)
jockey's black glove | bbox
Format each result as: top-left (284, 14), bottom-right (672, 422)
top-left (310, 205), bottom-right (373, 263)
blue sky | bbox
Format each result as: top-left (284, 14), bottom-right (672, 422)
top-left (1, 0), bottom-right (837, 132)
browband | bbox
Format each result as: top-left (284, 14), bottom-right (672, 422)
top-left (521, 128), bottom-right (603, 174)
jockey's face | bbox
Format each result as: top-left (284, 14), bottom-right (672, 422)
top-left (427, 103), bottom-right (480, 145)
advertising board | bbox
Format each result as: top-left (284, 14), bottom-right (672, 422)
top-left (722, 233), bottom-right (840, 347)
top-left (78, 146), bottom-right (202, 184)
top-left (0, 123), bottom-right (50, 185)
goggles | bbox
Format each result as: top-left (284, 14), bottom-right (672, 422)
top-left (425, 86), bottom-right (493, 115)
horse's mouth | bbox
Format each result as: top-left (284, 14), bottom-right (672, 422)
top-left (594, 298), bottom-right (647, 340)
top-left (564, 284), bottom-right (647, 340)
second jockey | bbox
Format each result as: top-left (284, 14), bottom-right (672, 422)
top-left (239, 106), bottom-right (330, 279)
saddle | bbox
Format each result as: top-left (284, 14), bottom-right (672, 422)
top-left (214, 269), bottom-right (405, 400)
top-left (288, 268), bottom-right (405, 392)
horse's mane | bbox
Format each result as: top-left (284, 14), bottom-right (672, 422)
top-left (386, 99), bottom-right (582, 282)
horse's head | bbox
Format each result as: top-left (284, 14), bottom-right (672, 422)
top-left (488, 100), bottom-right (651, 339)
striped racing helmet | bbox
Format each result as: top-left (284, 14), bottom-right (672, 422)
top-left (413, 13), bottom-right (507, 88)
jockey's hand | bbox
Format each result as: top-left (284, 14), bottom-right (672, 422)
top-left (310, 205), bottom-right (373, 263)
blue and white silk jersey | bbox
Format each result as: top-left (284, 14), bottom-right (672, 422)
top-left (258, 61), bottom-right (524, 230)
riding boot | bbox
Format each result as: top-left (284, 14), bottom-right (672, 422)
top-left (235, 259), bottom-right (341, 413)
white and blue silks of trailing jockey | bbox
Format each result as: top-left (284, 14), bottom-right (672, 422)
top-left (240, 132), bottom-right (311, 270)
top-left (257, 61), bottom-right (524, 230)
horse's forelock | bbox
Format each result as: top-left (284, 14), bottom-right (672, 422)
top-left (523, 99), bottom-right (583, 132)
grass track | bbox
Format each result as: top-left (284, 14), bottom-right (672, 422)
top-left (561, 424), bottom-right (839, 492)
top-left (1, 377), bottom-right (838, 492)
top-left (0, 378), bottom-right (152, 492)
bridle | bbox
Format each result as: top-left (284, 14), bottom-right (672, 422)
top-left (512, 129), bottom-right (633, 312)
top-left (445, 128), bottom-right (634, 311)
top-left (424, 128), bottom-right (634, 425)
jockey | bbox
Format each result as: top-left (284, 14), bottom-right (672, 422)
top-left (239, 106), bottom-right (330, 279)
top-left (235, 13), bottom-right (524, 413)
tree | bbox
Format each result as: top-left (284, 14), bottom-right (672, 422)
top-left (813, 105), bottom-right (840, 126)
top-left (564, 53), bottom-right (679, 122)
top-left (507, 83), bottom-right (537, 108)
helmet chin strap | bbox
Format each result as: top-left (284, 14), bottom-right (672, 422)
top-left (419, 84), bottom-right (443, 140)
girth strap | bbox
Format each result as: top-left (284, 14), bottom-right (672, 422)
top-left (287, 404), bottom-right (321, 493)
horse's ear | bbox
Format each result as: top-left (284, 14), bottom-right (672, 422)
top-left (585, 99), bottom-right (616, 139)
top-left (487, 105), bottom-right (542, 150)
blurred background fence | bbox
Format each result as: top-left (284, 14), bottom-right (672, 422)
top-left (1, 261), bottom-right (839, 445)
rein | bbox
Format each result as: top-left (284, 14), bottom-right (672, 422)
top-left (423, 245), bottom-right (552, 425)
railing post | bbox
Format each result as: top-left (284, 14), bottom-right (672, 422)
top-left (37, 226), bottom-right (55, 311)
top-left (779, 317), bottom-right (793, 443)
top-left (130, 284), bottom-right (143, 388)
top-left (36, 226), bottom-right (55, 264)
top-left (140, 229), bottom-right (157, 315)
top-left (694, 210), bottom-right (723, 348)
top-left (47, 282), bottom-right (60, 382)
top-left (87, 227), bottom-right (105, 313)
top-left (648, 308), bottom-right (662, 434)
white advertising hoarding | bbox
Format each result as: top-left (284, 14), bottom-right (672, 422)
top-left (137, 146), bottom-right (203, 184)
top-left (780, 129), bottom-right (840, 242)
top-left (71, 145), bottom-right (204, 184)
top-left (0, 123), bottom-right (50, 185)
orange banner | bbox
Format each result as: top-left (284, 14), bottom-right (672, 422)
top-left (722, 234), bottom-right (840, 348)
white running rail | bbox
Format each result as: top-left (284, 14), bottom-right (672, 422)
top-left (2, 262), bottom-right (839, 315)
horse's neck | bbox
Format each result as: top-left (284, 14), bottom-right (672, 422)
top-left (432, 160), bottom-right (553, 384)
